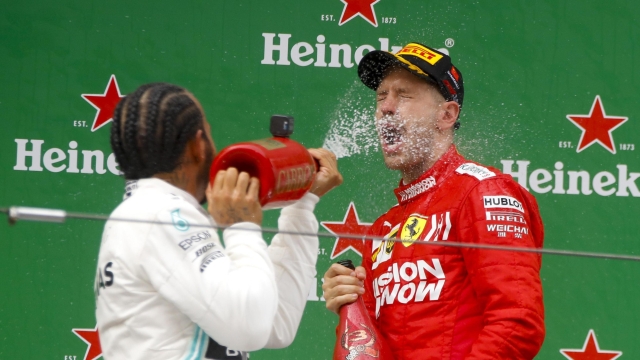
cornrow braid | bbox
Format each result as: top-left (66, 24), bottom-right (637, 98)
top-left (165, 106), bottom-right (203, 172)
top-left (110, 97), bottom-right (127, 172)
top-left (143, 85), bottom-right (184, 173)
top-left (158, 94), bottom-right (200, 171)
top-left (110, 83), bottom-right (205, 180)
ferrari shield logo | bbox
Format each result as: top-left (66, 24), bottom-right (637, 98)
top-left (400, 215), bottom-right (428, 247)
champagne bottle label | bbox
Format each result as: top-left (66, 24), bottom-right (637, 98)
top-left (248, 138), bottom-right (286, 150)
top-left (333, 259), bottom-right (393, 360)
top-left (340, 319), bottom-right (381, 359)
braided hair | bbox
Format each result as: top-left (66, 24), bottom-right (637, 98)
top-left (111, 83), bottom-right (205, 179)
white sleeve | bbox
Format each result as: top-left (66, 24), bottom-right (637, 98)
top-left (265, 192), bottom-right (320, 348)
top-left (140, 203), bottom-right (278, 352)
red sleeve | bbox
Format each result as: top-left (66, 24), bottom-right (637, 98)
top-left (458, 177), bottom-right (545, 359)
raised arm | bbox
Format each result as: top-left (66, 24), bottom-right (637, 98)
top-left (266, 148), bottom-right (344, 348)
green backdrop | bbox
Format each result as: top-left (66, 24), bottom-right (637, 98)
top-left (1, 0), bottom-right (638, 359)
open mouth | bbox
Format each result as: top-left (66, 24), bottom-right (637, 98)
top-left (382, 127), bottom-right (401, 144)
top-left (379, 125), bottom-right (404, 152)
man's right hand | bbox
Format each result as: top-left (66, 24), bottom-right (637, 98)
top-left (207, 167), bottom-right (263, 226)
top-left (322, 263), bottom-right (367, 314)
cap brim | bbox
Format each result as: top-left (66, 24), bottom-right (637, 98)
top-left (358, 50), bottom-right (436, 91)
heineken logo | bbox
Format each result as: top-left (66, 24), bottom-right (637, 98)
top-left (261, 33), bottom-right (403, 68)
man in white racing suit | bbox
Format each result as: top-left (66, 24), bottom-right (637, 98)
top-left (95, 83), bottom-right (343, 359)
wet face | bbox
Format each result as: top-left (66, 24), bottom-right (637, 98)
top-left (375, 67), bottom-right (444, 174)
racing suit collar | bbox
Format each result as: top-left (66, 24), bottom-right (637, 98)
top-left (123, 178), bottom-right (203, 210)
top-left (393, 144), bottom-right (462, 205)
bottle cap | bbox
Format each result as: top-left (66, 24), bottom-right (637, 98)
top-left (270, 115), bottom-right (294, 138)
top-left (337, 259), bottom-right (355, 270)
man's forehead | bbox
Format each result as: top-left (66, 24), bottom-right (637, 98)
top-left (378, 67), bottom-right (436, 92)
top-left (380, 65), bottom-right (410, 81)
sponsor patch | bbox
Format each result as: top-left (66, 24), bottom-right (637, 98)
top-left (485, 211), bottom-right (527, 224)
top-left (486, 224), bottom-right (529, 238)
top-left (371, 224), bottom-right (399, 270)
top-left (447, 70), bottom-right (460, 88)
top-left (398, 176), bottom-right (436, 202)
top-left (193, 242), bottom-right (216, 261)
top-left (200, 251), bottom-right (225, 273)
top-left (455, 163), bottom-right (496, 180)
top-left (397, 43), bottom-right (444, 65)
top-left (483, 196), bottom-right (525, 213)
top-left (400, 216), bottom-right (428, 247)
top-left (124, 180), bottom-right (138, 200)
top-left (443, 79), bottom-right (456, 95)
top-left (178, 230), bottom-right (213, 251)
top-left (94, 261), bottom-right (114, 298)
top-left (373, 259), bottom-right (445, 318)
top-left (450, 66), bottom-right (460, 81)
top-left (171, 209), bottom-right (190, 231)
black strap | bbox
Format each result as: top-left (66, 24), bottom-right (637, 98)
top-left (205, 337), bottom-right (250, 360)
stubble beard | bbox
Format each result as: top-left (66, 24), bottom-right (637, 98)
top-left (377, 112), bottom-right (437, 175)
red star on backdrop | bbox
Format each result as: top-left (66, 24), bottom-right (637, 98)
top-left (321, 202), bottom-right (372, 259)
top-left (560, 329), bottom-right (622, 360)
top-left (338, 0), bottom-right (380, 27)
top-left (566, 95), bottom-right (628, 154)
top-left (72, 325), bottom-right (102, 360)
top-left (82, 74), bottom-right (124, 132)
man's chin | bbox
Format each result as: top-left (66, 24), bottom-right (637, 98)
top-left (382, 155), bottom-right (405, 171)
top-left (383, 154), bottom-right (426, 174)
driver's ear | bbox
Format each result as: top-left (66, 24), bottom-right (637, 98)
top-left (185, 129), bottom-right (206, 163)
top-left (437, 101), bottom-right (460, 131)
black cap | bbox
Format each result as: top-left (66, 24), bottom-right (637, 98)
top-left (358, 42), bottom-right (464, 107)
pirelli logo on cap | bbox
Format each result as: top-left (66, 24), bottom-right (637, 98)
top-left (397, 44), bottom-right (444, 65)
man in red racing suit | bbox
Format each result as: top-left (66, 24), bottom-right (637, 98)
top-left (322, 41), bottom-right (545, 359)
top-left (361, 145), bottom-right (544, 359)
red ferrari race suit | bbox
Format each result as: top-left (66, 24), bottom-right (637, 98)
top-left (362, 145), bottom-right (545, 360)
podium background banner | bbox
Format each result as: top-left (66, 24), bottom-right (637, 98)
top-left (1, 0), bottom-right (638, 358)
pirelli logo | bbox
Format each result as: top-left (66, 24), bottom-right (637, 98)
top-left (397, 44), bottom-right (443, 65)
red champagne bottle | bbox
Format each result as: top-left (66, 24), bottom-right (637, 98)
top-left (333, 259), bottom-right (394, 360)
top-left (209, 115), bottom-right (317, 209)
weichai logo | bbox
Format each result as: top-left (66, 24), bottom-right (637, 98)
top-left (13, 76), bottom-right (123, 176)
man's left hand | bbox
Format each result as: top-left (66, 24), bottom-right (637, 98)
top-left (308, 148), bottom-right (343, 197)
